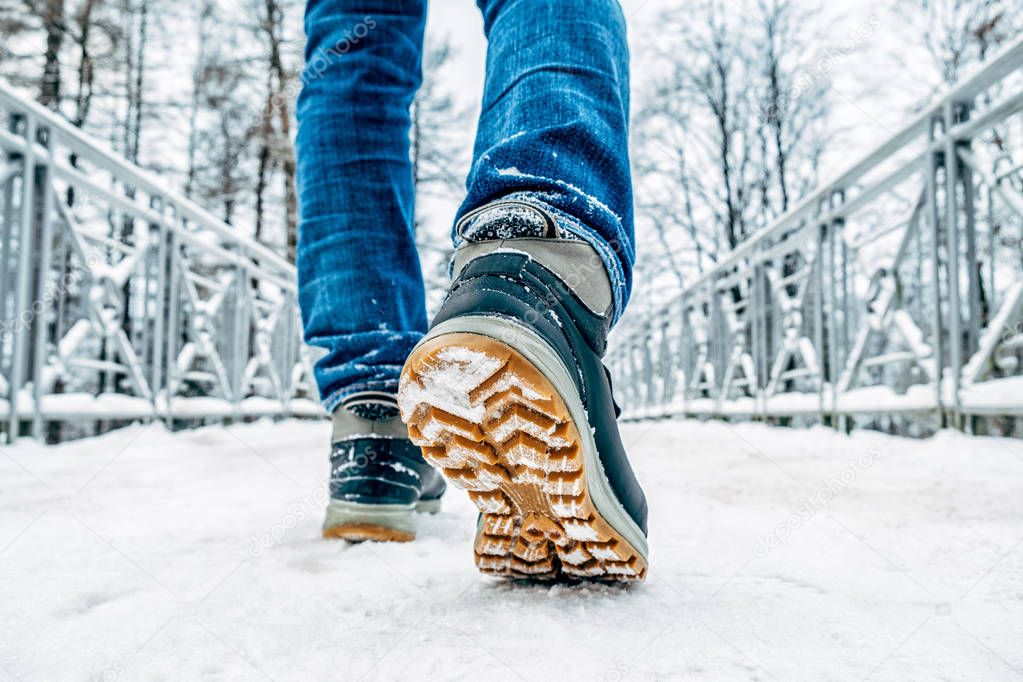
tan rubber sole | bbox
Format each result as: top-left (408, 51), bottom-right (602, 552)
top-left (322, 524), bottom-right (415, 543)
top-left (398, 332), bottom-right (646, 581)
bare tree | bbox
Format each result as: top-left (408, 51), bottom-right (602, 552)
top-left (0, 1), bottom-right (36, 77)
top-left (39, 0), bottom-right (65, 108)
top-left (658, 2), bottom-right (759, 250)
top-left (903, 0), bottom-right (1021, 86)
top-left (117, 0), bottom-right (147, 164)
top-left (411, 36), bottom-right (473, 308)
top-left (757, 0), bottom-right (828, 214)
top-left (251, 0), bottom-right (298, 258)
top-left (185, 0), bottom-right (213, 199)
top-left (631, 106), bottom-right (712, 292)
top-left (631, 0), bottom-right (829, 304)
top-left (0, 0), bottom-right (118, 128)
top-left (67, 0), bottom-right (108, 128)
top-left (411, 38), bottom-right (470, 219)
top-left (194, 46), bottom-right (256, 225)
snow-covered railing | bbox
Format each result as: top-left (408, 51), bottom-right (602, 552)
top-left (0, 82), bottom-right (319, 442)
top-left (610, 37), bottom-right (1023, 431)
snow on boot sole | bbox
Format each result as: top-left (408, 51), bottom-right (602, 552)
top-left (398, 325), bottom-right (647, 581)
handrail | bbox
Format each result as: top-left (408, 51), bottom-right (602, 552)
top-left (0, 82), bottom-right (295, 276)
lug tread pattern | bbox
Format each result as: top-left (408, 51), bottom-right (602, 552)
top-left (399, 333), bottom-right (646, 581)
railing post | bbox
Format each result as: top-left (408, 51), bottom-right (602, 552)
top-left (150, 202), bottom-right (170, 420)
top-left (626, 343), bottom-right (634, 419)
top-left (750, 250), bottom-right (765, 422)
top-left (282, 298), bottom-right (296, 416)
top-left (8, 113), bottom-right (37, 440)
top-left (959, 122), bottom-right (980, 362)
top-left (0, 114), bottom-right (19, 350)
top-left (164, 225), bottom-right (181, 426)
top-left (136, 196), bottom-right (159, 424)
top-left (984, 181), bottom-right (996, 322)
top-left (814, 202), bottom-right (827, 427)
top-left (943, 100), bottom-right (965, 430)
top-left (30, 124), bottom-right (55, 440)
top-left (641, 325), bottom-right (655, 416)
top-left (839, 220), bottom-right (851, 433)
top-left (706, 279), bottom-right (718, 416)
top-left (926, 115), bottom-right (947, 427)
top-left (658, 316), bottom-right (671, 415)
top-left (677, 297), bottom-right (689, 418)
top-left (232, 261), bottom-right (249, 420)
top-left (827, 189), bottom-right (845, 430)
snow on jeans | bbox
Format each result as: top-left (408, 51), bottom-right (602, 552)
top-left (295, 0), bottom-right (636, 413)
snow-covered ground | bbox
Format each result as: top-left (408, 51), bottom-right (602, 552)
top-left (1, 419), bottom-right (1021, 681)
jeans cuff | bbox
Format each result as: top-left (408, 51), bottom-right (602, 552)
top-left (452, 191), bottom-right (629, 324)
top-left (322, 378), bottom-right (401, 415)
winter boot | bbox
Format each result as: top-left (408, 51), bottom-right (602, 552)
top-left (323, 391), bottom-right (446, 542)
top-left (397, 200), bottom-right (649, 579)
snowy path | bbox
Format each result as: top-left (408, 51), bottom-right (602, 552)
top-left (1, 419), bottom-right (1021, 681)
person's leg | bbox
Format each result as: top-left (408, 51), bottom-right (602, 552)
top-left (296, 1), bottom-right (445, 542)
top-left (458, 0), bottom-right (635, 323)
top-left (399, 0), bottom-right (647, 580)
top-left (296, 0), bottom-right (428, 413)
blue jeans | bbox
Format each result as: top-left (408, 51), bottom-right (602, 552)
top-left (296, 0), bottom-right (635, 412)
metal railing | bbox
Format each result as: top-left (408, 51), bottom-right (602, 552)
top-left (610, 37), bottom-right (1023, 430)
top-left (0, 83), bottom-right (320, 442)
top-left (3, 38), bottom-right (1022, 443)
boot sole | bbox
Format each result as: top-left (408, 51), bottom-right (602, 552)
top-left (322, 499), bottom-right (440, 543)
top-left (322, 524), bottom-right (416, 543)
top-left (398, 326), bottom-right (647, 581)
